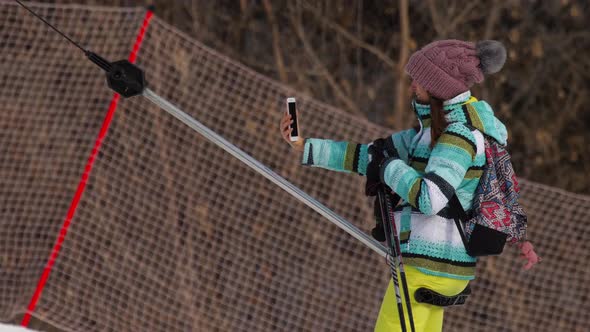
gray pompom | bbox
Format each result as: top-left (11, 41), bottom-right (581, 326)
top-left (476, 40), bottom-right (507, 75)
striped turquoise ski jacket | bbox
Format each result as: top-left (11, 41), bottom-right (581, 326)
top-left (301, 91), bottom-right (508, 280)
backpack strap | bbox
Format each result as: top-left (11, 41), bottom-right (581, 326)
top-left (447, 106), bottom-right (479, 251)
top-left (448, 194), bottom-right (470, 251)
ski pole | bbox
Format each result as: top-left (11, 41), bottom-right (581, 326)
top-left (383, 189), bottom-right (415, 332)
top-left (377, 186), bottom-right (407, 332)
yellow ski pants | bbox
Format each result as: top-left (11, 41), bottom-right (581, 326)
top-left (374, 265), bottom-right (470, 332)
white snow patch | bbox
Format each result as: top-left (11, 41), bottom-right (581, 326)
top-left (0, 323), bottom-right (40, 332)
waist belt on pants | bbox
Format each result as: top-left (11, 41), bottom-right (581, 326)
top-left (414, 284), bottom-right (471, 307)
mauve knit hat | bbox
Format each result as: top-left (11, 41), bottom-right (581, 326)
top-left (405, 39), bottom-right (507, 100)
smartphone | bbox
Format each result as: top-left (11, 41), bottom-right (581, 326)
top-left (286, 97), bottom-right (299, 142)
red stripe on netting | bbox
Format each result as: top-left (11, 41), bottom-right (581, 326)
top-left (128, 10), bottom-right (153, 63)
top-left (21, 9), bottom-right (154, 327)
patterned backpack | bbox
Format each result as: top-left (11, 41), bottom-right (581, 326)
top-left (449, 133), bottom-right (527, 257)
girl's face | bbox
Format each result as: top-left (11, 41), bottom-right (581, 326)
top-left (411, 81), bottom-right (430, 104)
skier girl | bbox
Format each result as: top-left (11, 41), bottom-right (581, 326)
top-left (280, 39), bottom-right (539, 331)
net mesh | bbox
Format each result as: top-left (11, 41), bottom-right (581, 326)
top-left (1, 2), bottom-right (589, 331)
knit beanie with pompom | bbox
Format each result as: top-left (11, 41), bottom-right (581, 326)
top-left (405, 39), bottom-right (507, 100)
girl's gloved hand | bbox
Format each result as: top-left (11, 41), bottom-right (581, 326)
top-left (519, 241), bottom-right (541, 270)
top-left (365, 139), bottom-right (387, 196)
top-left (366, 138), bottom-right (400, 196)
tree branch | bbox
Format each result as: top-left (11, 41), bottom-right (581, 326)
top-left (484, 0), bottom-right (502, 40)
top-left (300, 1), bottom-right (397, 72)
top-left (427, 0), bottom-right (446, 37)
top-left (446, 1), bottom-right (480, 34)
top-left (262, 0), bottom-right (288, 83)
top-left (355, 0), bottom-right (363, 101)
top-left (394, 0), bottom-right (411, 127)
top-left (289, 9), bottom-right (361, 115)
top-left (481, 0), bottom-right (502, 100)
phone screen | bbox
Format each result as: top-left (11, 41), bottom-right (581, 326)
top-left (287, 100), bottom-right (298, 137)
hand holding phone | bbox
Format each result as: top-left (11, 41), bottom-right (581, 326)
top-left (280, 97), bottom-right (304, 151)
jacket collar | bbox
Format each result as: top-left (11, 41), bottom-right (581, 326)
top-left (410, 91), bottom-right (508, 146)
top-left (411, 91), bottom-right (472, 127)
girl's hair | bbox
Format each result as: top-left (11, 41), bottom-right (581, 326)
top-left (429, 96), bottom-right (447, 149)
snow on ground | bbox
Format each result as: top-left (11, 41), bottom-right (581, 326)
top-left (0, 324), bottom-right (39, 332)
